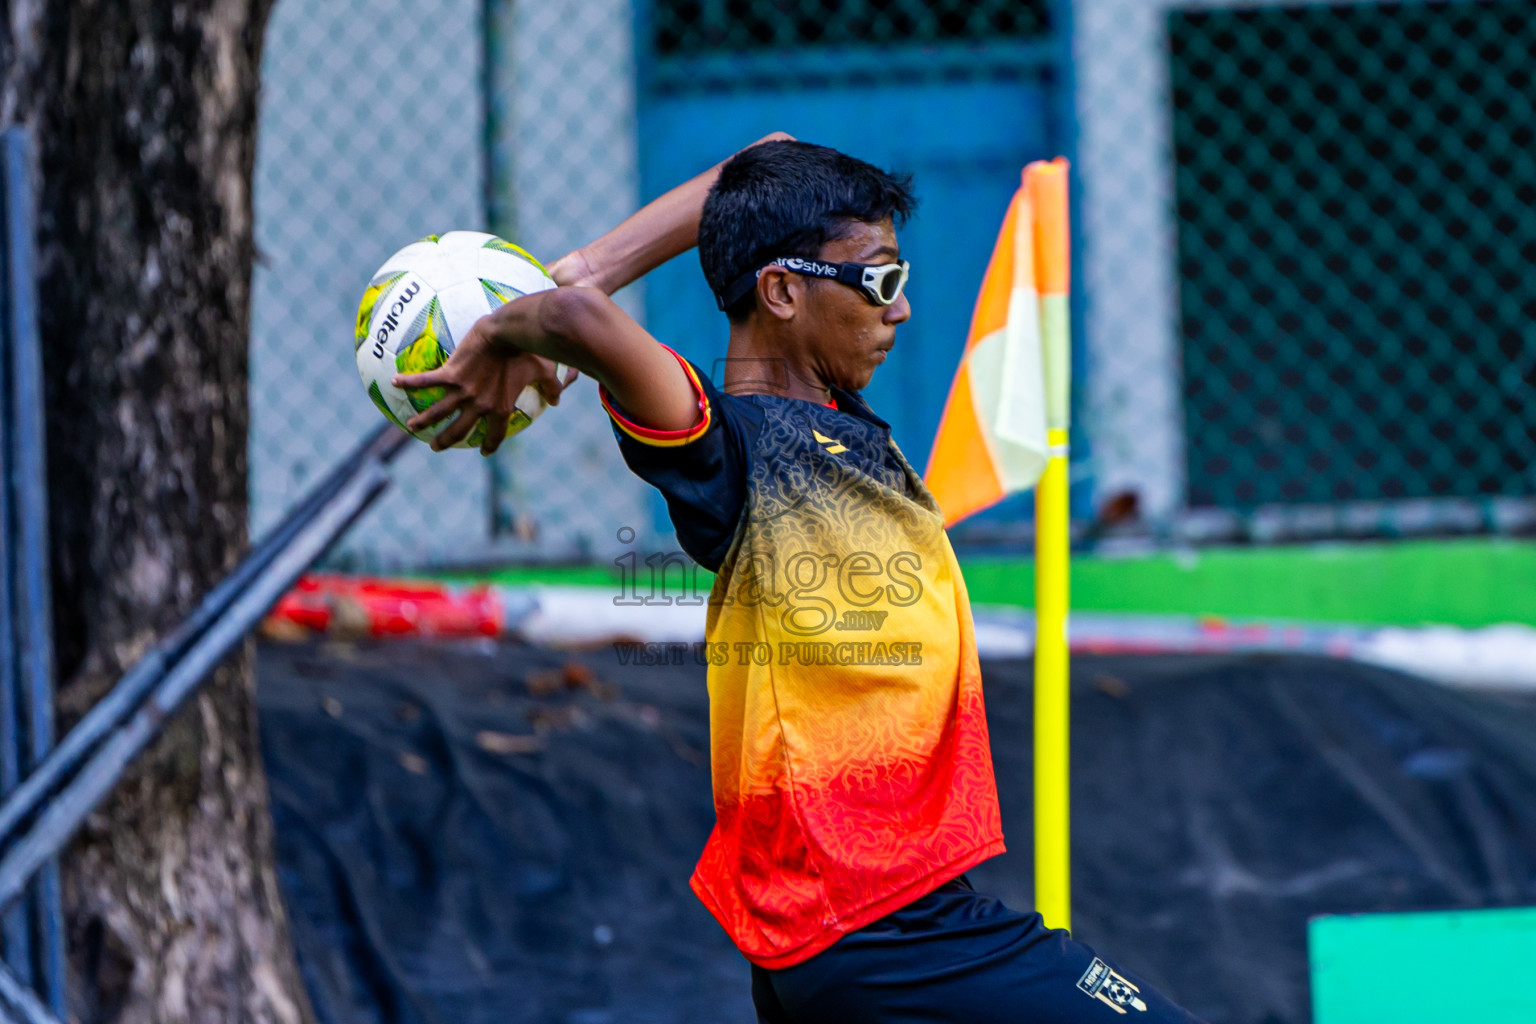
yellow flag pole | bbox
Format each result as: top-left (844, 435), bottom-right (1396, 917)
top-left (1029, 159), bottom-right (1072, 933)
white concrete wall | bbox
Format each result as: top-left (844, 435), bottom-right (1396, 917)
top-left (1074, 0), bottom-right (1187, 520)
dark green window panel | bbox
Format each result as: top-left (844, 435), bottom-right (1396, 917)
top-left (655, 0), bottom-right (1049, 54)
top-left (1170, 0), bottom-right (1536, 507)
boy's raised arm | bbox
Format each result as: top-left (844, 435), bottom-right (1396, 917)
top-left (395, 132), bottom-right (791, 455)
top-left (549, 131), bottom-right (793, 294)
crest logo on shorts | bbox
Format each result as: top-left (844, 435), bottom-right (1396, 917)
top-left (1077, 958), bottom-right (1148, 1014)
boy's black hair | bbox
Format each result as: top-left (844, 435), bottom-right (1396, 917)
top-left (699, 140), bottom-right (917, 321)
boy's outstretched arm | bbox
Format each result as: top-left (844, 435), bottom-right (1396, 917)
top-left (395, 132), bottom-right (792, 455)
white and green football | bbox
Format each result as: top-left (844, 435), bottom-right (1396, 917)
top-left (355, 230), bottom-right (561, 448)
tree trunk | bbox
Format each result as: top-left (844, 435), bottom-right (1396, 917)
top-left (0, 2), bottom-right (316, 1022)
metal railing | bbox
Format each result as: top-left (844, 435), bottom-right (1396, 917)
top-left (0, 128), bottom-right (64, 1021)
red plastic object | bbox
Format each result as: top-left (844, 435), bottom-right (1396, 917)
top-left (266, 574), bottom-right (505, 638)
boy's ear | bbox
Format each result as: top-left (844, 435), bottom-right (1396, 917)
top-left (756, 266), bottom-right (799, 321)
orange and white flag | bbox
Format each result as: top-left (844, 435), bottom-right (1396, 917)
top-left (924, 159), bottom-right (1070, 526)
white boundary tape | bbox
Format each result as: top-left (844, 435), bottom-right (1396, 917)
top-left (496, 586), bottom-right (1536, 691)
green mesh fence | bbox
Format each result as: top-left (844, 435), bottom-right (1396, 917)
top-left (654, 0), bottom-right (1049, 53)
top-left (1170, 0), bottom-right (1536, 510)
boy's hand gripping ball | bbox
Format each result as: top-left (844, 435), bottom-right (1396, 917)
top-left (355, 231), bottom-right (563, 448)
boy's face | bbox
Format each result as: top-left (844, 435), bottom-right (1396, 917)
top-left (799, 218), bottom-right (911, 391)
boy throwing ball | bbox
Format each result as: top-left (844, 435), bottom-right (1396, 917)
top-left (398, 137), bottom-right (1205, 1024)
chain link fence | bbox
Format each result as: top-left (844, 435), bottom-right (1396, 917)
top-left (251, 0), bottom-right (651, 568)
top-left (249, 0), bottom-right (1536, 569)
top-left (486, 0), bottom-right (656, 561)
top-left (1168, 0), bottom-right (1536, 537)
top-left (1077, 0), bottom-right (1536, 545)
top-left (251, 0), bottom-right (491, 568)
top-left (652, 0), bottom-right (1048, 51)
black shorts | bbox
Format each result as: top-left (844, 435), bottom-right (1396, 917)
top-left (750, 877), bottom-right (1207, 1024)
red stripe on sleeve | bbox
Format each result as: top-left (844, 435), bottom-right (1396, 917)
top-left (599, 344), bottom-right (712, 447)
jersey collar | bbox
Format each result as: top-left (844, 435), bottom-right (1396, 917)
top-left (826, 386), bottom-right (890, 431)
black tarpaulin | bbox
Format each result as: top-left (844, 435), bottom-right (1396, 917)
top-left (258, 642), bottom-right (1536, 1024)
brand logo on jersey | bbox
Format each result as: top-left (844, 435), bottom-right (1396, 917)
top-left (1077, 959), bottom-right (1147, 1014)
top-left (812, 429), bottom-right (847, 455)
top-left (372, 280), bottom-right (422, 359)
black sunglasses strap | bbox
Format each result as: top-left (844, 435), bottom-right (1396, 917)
top-left (716, 268), bottom-right (761, 310)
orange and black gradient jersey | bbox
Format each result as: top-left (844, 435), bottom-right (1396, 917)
top-left (601, 347), bottom-right (1004, 970)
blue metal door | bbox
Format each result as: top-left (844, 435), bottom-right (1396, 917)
top-left (637, 18), bottom-right (1061, 480)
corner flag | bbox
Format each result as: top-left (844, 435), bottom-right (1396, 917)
top-left (923, 159), bottom-right (1069, 524)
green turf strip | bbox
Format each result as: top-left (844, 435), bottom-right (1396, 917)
top-left (960, 539), bottom-right (1536, 627)
top-left (457, 538), bottom-right (1536, 628)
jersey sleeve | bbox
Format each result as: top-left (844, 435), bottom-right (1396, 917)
top-left (599, 346), bottom-right (753, 572)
